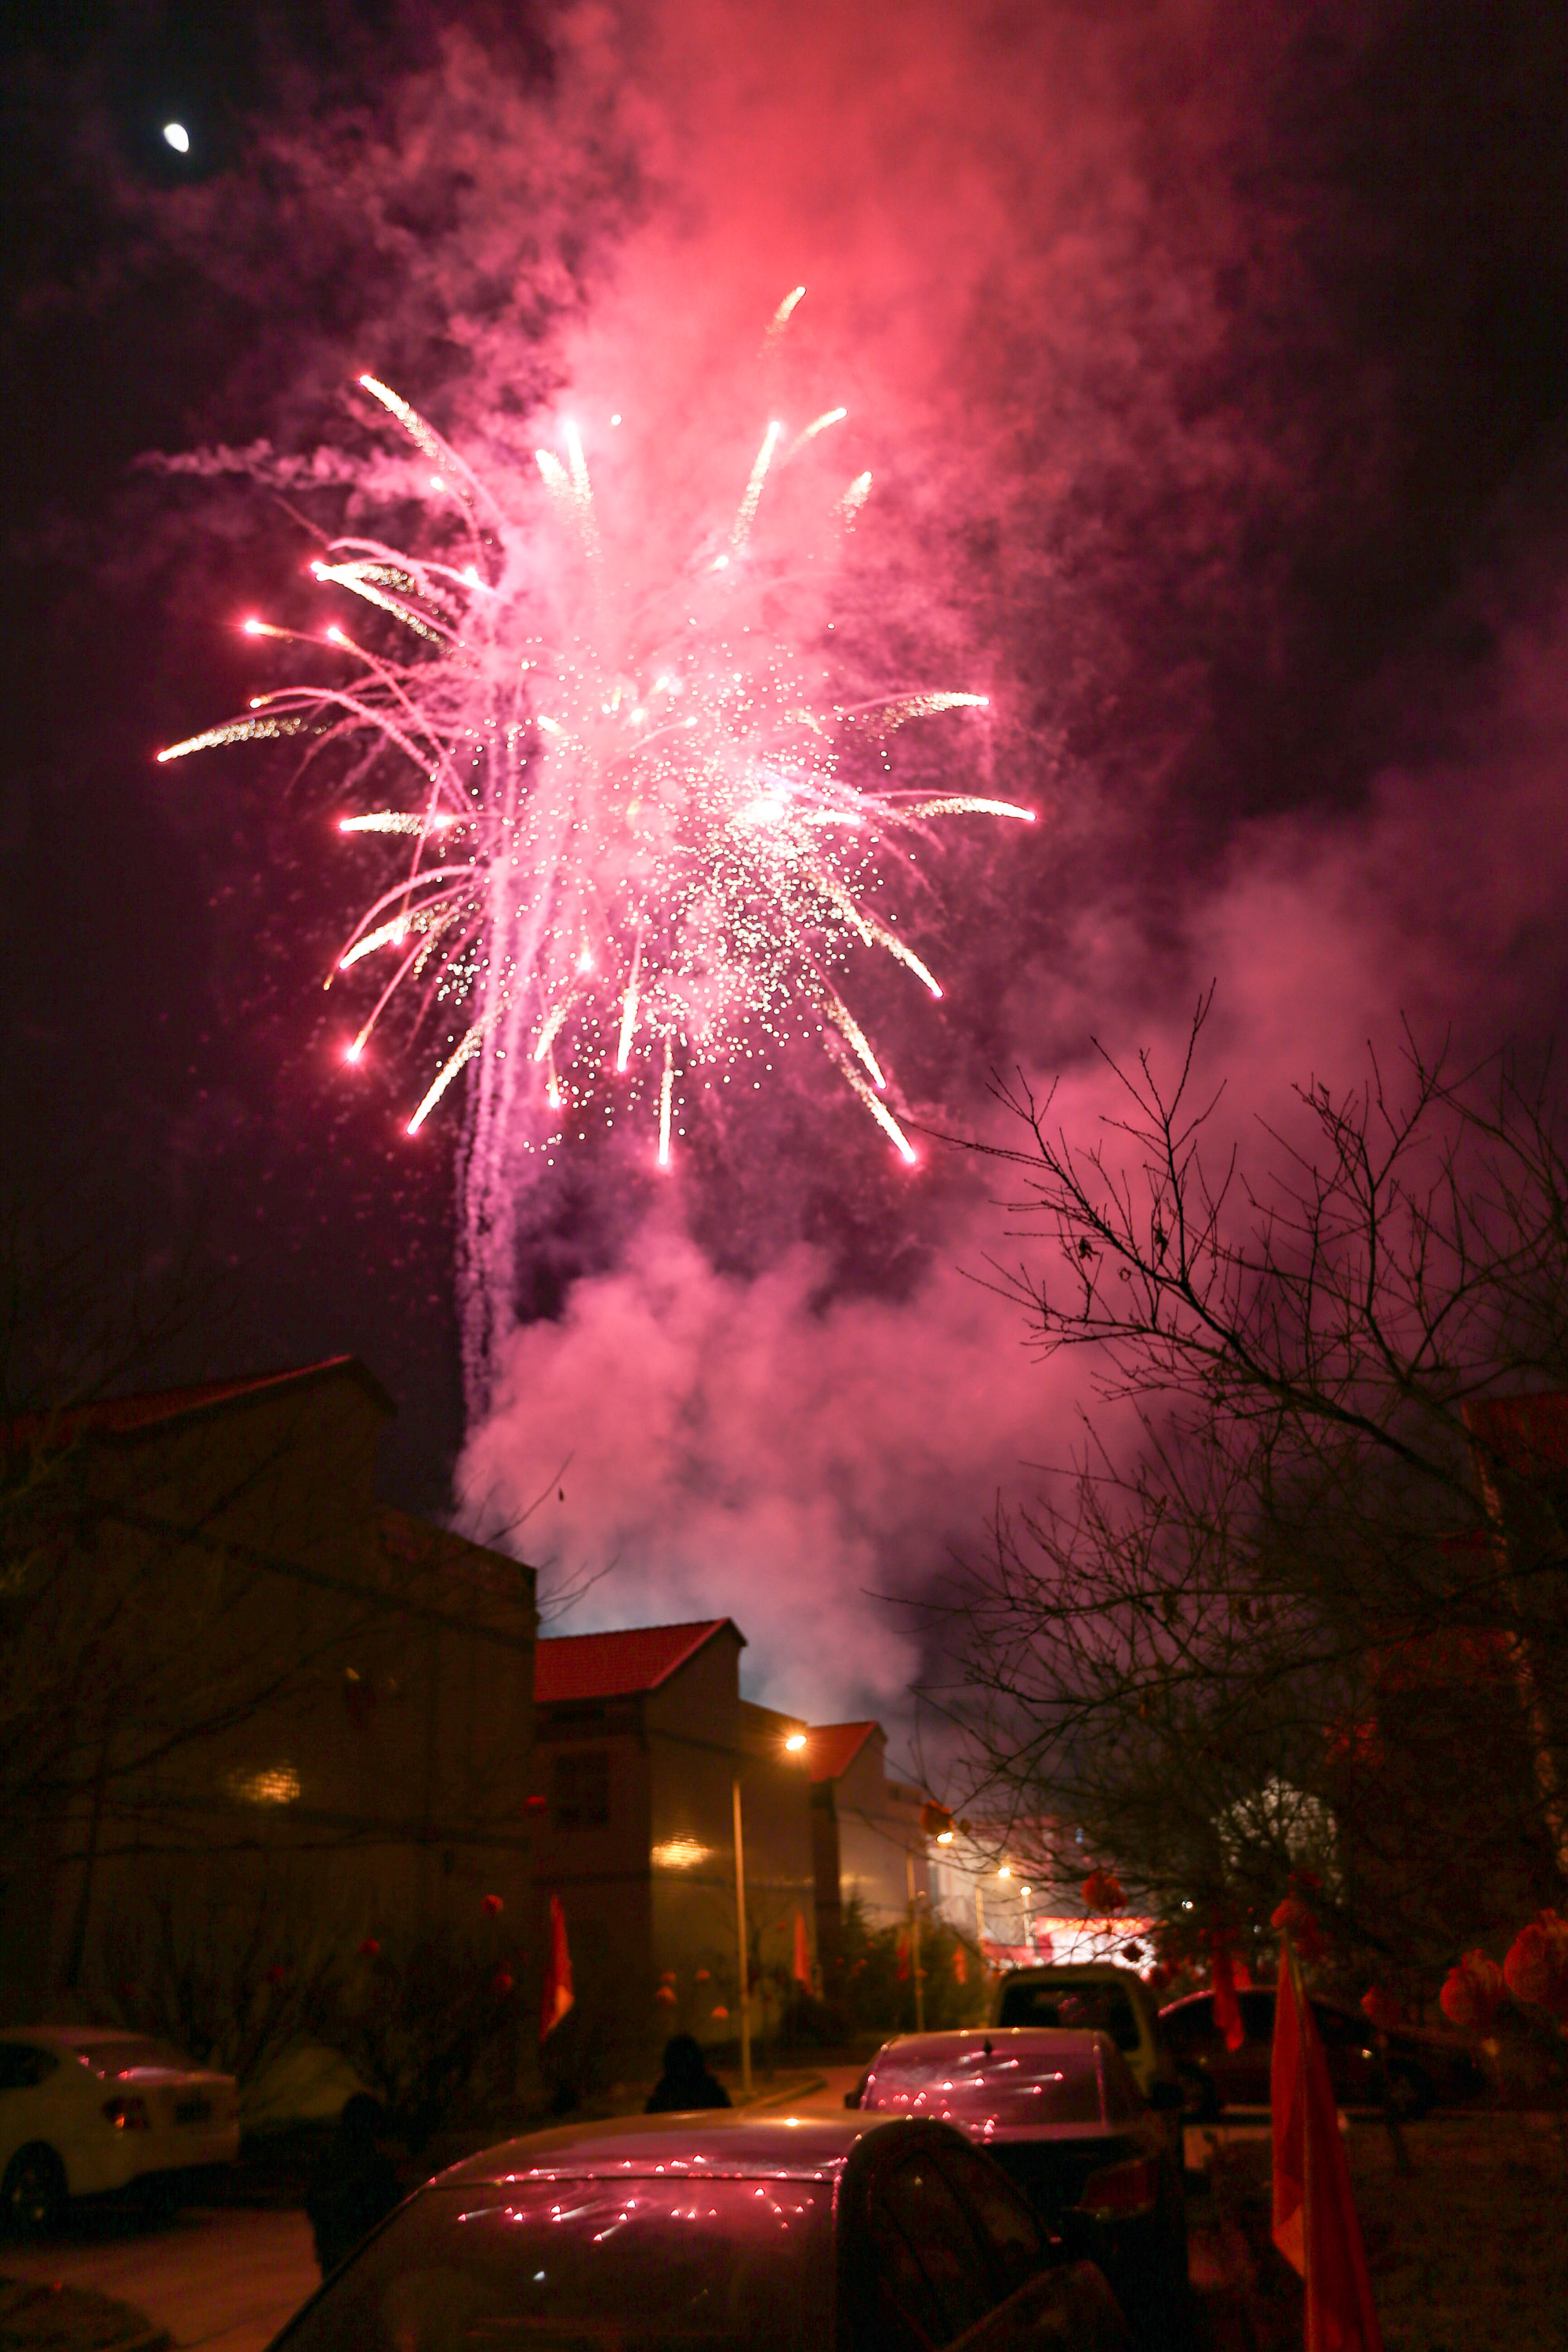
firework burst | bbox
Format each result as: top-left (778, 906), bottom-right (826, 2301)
top-left (158, 299), bottom-right (1030, 1385)
top-left (162, 349), bottom-right (1028, 1171)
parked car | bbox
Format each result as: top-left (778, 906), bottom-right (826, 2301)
top-left (0, 2027), bottom-right (240, 2236)
top-left (855, 2028), bottom-right (1188, 2349)
top-left (990, 1965), bottom-right (1180, 2104)
top-left (1158, 1988), bottom-right (1489, 2120)
top-left (267, 2111), bottom-right (1132, 2352)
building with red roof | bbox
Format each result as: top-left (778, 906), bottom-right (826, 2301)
top-left (805, 1719), bottom-right (931, 1951)
top-left (532, 1618), bottom-right (816, 2071)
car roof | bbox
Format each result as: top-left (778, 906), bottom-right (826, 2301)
top-left (862, 2030), bottom-right (1123, 2143)
top-left (872, 2027), bottom-right (1115, 2063)
top-left (5, 2025), bottom-right (125, 2045)
top-left (998, 1964), bottom-right (1146, 1985)
top-left (435, 2111), bottom-right (911, 2185)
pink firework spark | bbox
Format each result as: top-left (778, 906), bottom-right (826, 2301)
top-left (159, 303), bottom-right (1031, 1181)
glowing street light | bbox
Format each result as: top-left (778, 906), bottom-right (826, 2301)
top-left (162, 122), bottom-right (190, 154)
top-left (784, 1732), bottom-right (807, 1752)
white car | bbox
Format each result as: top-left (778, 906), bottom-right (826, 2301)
top-left (0, 2026), bottom-right (241, 2234)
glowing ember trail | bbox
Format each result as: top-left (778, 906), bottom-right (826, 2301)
top-left (157, 295), bottom-right (1032, 1392)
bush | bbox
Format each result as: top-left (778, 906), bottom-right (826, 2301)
top-left (92, 1863), bottom-right (347, 2089)
top-left (321, 1929), bottom-right (525, 2148)
top-left (818, 1898), bottom-right (989, 2039)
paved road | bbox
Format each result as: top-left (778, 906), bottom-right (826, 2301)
top-left (3, 2206), bottom-right (319, 2352)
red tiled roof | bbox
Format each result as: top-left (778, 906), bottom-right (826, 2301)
top-left (3, 1356), bottom-right (394, 1450)
top-left (1464, 1393), bottom-right (1568, 1477)
top-left (535, 1620), bottom-right (741, 1704)
top-left (805, 1721), bottom-right (881, 1784)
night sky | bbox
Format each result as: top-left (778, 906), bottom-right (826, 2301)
top-left (8, 1), bottom-right (1568, 1721)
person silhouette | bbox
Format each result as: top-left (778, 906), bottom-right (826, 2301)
top-left (305, 2094), bottom-right (403, 2277)
top-left (644, 2033), bottom-right (732, 2114)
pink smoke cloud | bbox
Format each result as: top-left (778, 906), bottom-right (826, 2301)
top-left (459, 1214), bottom-right (1052, 1722)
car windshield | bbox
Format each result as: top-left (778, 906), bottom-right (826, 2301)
top-left (68, 2038), bottom-right (194, 2077)
top-left (864, 2043), bottom-right (1105, 2129)
top-left (996, 1981), bottom-right (1141, 2052)
top-left (276, 2176), bottom-right (834, 2352)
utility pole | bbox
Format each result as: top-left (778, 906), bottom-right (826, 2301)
top-left (732, 1774), bottom-right (752, 2097)
top-left (906, 1847), bottom-right (924, 2032)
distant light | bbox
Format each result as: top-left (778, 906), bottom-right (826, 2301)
top-left (242, 618), bottom-right (263, 636)
top-left (936, 1830), bottom-right (954, 1845)
top-left (997, 1864), bottom-right (1011, 1879)
top-left (610, 413), bottom-right (622, 426)
top-left (162, 122), bottom-right (190, 154)
top-left (784, 1733), bottom-right (807, 1753)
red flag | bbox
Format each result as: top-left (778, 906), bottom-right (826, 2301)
top-left (540, 1893), bottom-right (575, 2042)
top-left (1213, 1940), bottom-right (1245, 2053)
top-left (793, 1909), bottom-right (811, 1987)
top-left (1272, 1944), bottom-right (1384, 2352)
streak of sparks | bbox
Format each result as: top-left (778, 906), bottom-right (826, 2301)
top-left (159, 295), bottom-right (1026, 1183)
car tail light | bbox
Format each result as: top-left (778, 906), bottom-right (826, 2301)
top-left (1077, 2156), bottom-right (1160, 2220)
top-left (103, 2096), bottom-right (151, 2131)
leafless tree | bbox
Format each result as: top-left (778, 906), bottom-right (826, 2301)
top-left (934, 996), bottom-right (1568, 1985)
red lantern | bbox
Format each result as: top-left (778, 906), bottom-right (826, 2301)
top-left (1439, 1950), bottom-right (1505, 2034)
top-left (359, 1937), bottom-right (382, 1959)
top-left (492, 1970), bottom-right (514, 1998)
top-left (711, 2003), bottom-right (729, 2020)
top-left (1270, 1894), bottom-right (1325, 1966)
top-left (1360, 1986), bottom-right (1401, 2034)
top-left (695, 1968), bottom-right (710, 1984)
top-left (1081, 1868), bottom-right (1123, 1913)
top-left (1503, 1912), bottom-right (1568, 2019)
top-left (655, 1984), bottom-right (677, 2005)
top-left (482, 1893), bottom-right (504, 1918)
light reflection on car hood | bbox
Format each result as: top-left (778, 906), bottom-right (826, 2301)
top-left (860, 2029), bottom-right (1116, 2141)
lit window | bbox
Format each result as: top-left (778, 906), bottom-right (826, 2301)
top-left (227, 1762), bottom-right (301, 1806)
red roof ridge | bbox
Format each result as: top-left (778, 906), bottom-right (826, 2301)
top-left (3, 1356), bottom-right (394, 1450)
top-left (804, 1720), bottom-right (882, 1784)
top-left (536, 1618), bottom-right (742, 1703)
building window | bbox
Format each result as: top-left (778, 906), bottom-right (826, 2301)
top-left (552, 1749), bottom-right (610, 1829)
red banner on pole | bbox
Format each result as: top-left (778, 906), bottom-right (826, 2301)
top-left (1272, 1943), bottom-right (1383, 2352)
top-left (540, 1893), bottom-right (575, 2043)
top-left (1212, 1939), bottom-right (1245, 2053)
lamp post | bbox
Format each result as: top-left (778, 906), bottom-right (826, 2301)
top-left (731, 1772), bottom-right (752, 2099)
top-left (906, 1848), bottom-right (924, 2032)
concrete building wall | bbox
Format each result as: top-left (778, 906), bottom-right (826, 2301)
top-left (829, 1738), bottom-right (928, 1929)
top-left (6, 1364), bottom-right (539, 2011)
